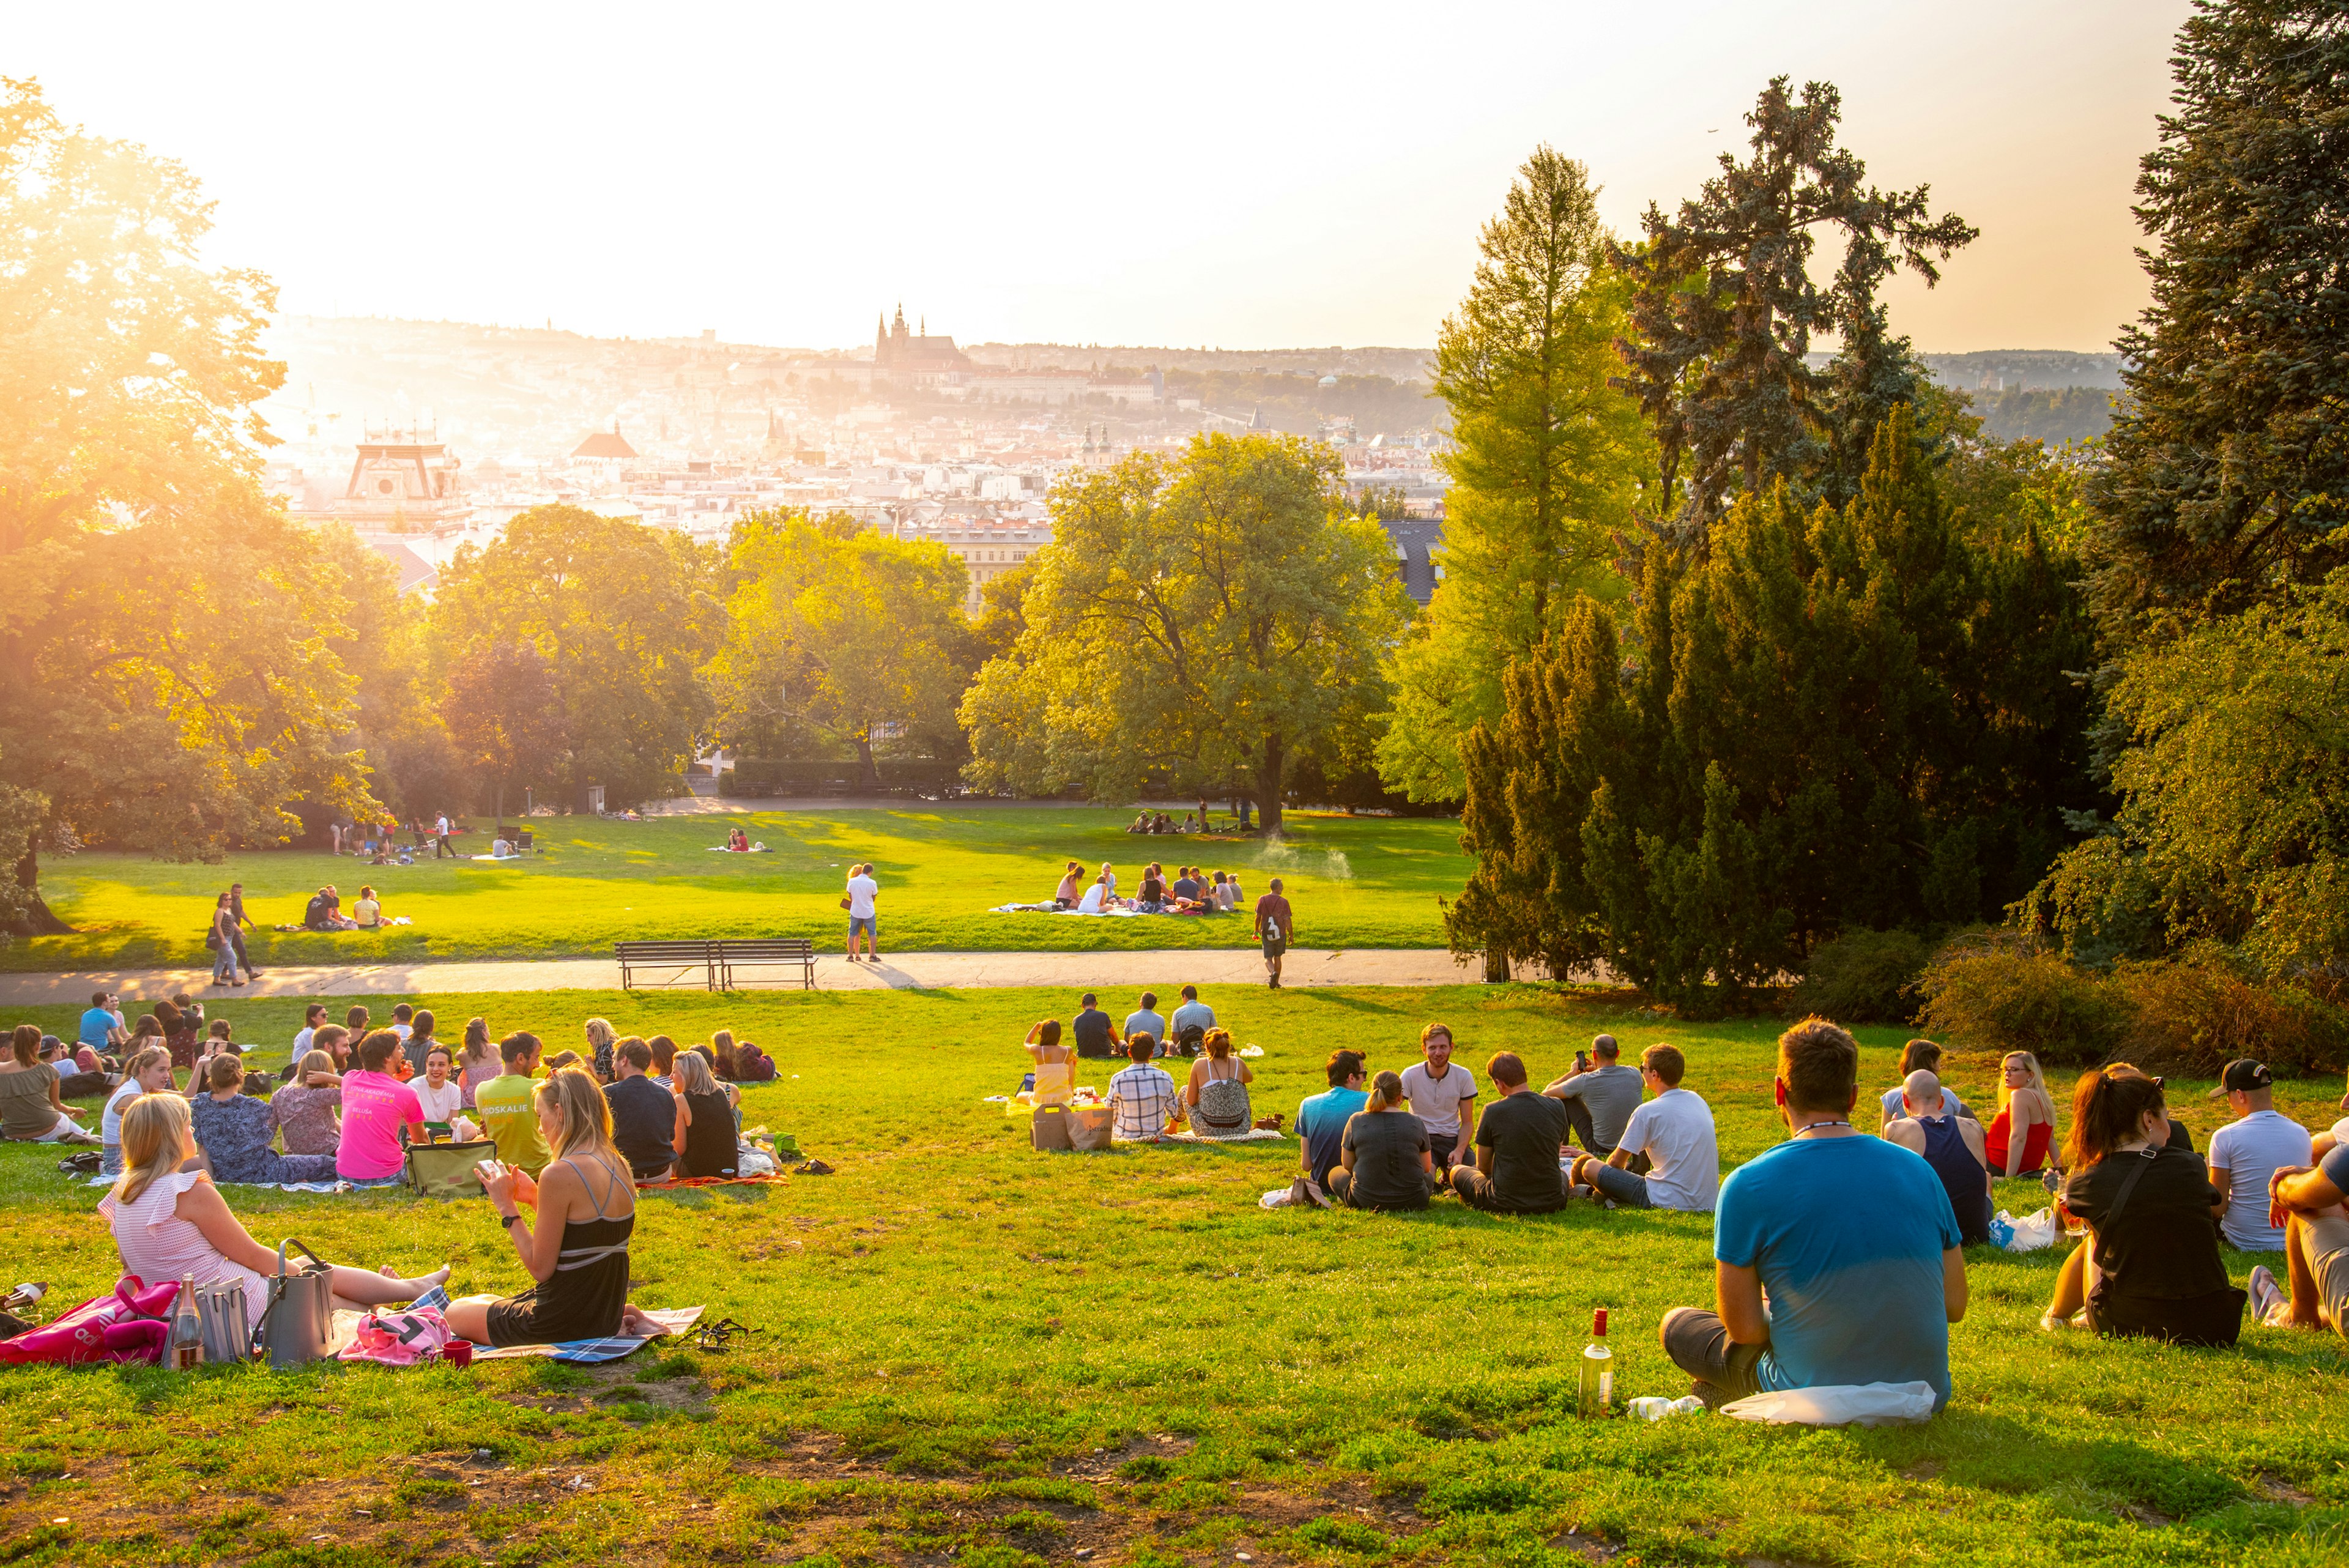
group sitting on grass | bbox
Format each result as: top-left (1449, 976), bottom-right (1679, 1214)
top-left (1050, 860), bottom-right (1243, 914)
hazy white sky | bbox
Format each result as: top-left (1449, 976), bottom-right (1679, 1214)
top-left (16, 1), bottom-right (2190, 352)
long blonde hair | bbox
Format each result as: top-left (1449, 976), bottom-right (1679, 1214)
top-left (114, 1093), bottom-right (193, 1208)
top-left (535, 1065), bottom-right (618, 1163)
top-left (584, 1017), bottom-right (617, 1050)
top-left (1999, 1051), bottom-right (2051, 1115)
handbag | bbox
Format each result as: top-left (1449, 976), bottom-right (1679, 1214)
top-left (256, 1238), bottom-right (335, 1369)
top-left (404, 1137), bottom-right (498, 1197)
top-left (839, 896), bottom-right (853, 911)
top-left (190, 1277), bottom-right (250, 1364)
top-left (1068, 1103), bottom-right (1114, 1152)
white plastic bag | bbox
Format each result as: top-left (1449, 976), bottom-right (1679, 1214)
top-left (1625, 1395), bottom-right (1707, 1422)
top-left (1718, 1381), bottom-right (1936, 1427)
top-left (1989, 1206), bottom-right (2058, 1252)
top-left (736, 1146), bottom-right (778, 1177)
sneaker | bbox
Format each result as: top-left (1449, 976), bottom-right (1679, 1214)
top-left (2037, 1311), bottom-right (2072, 1332)
top-left (2250, 1263), bottom-right (2287, 1326)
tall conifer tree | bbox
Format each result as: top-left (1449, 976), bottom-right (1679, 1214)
top-left (2090, 0), bottom-right (2349, 636)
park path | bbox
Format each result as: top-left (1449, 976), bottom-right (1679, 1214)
top-left (0, 948), bottom-right (1488, 1004)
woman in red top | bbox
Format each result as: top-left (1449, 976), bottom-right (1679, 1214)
top-left (1985, 1050), bottom-right (2057, 1177)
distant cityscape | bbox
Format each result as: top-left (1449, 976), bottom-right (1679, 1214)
top-left (261, 313), bottom-right (2121, 617)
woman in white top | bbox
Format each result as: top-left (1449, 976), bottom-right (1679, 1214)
top-left (1077, 875), bottom-right (1110, 915)
top-left (412, 1046), bottom-right (470, 1130)
top-left (101, 1045), bottom-right (175, 1176)
top-left (100, 1094), bottom-right (449, 1337)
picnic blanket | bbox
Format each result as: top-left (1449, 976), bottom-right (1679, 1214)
top-left (84, 1175), bottom-right (353, 1194)
top-left (636, 1173), bottom-right (787, 1190)
top-left (1159, 1127), bottom-right (1287, 1145)
top-left (468, 853), bottom-right (524, 862)
top-left (404, 1286), bottom-right (705, 1363)
top-left (987, 904), bottom-right (1226, 918)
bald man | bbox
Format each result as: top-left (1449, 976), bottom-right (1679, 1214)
top-left (1882, 1070), bottom-right (1992, 1245)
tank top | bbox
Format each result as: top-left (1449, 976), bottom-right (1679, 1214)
top-left (1031, 1057), bottom-right (1075, 1108)
top-left (1986, 1104), bottom-right (2052, 1174)
top-left (680, 1090), bottom-right (737, 1178)
top-left (1192, 1059), bottom-right (1253, 1135)
top-left (1918, 1115), bottom-right (1992, 1243)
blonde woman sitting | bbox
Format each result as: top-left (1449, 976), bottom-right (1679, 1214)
top-left (446, 1067), bottom-right (667, 1348)
top-left (1185, 1028), bottom-right (1256, 1136)
top-left (102, 1094), bottom-right (448, 1341)
top-left (1987, 1050), bottom-right (2058, 1178)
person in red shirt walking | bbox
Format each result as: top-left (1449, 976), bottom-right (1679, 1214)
top-left (1253, 877), bottom-right (1294, 989)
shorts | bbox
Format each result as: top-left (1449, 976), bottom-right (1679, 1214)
top-left (1262, 937), bottom-right (1287, 958)
top-left (848, 915), bottom-right (876, 937)
top-left (2306, 1212), bottom-right (2349, 1337)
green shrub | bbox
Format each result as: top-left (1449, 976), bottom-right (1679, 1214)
top-left (1913, 932), bottom-right (2131, 1066)
top-left (1790, 929), bottom-right (1932, 1022)
top-left (2107, 956), bottom-right (2349, 1076)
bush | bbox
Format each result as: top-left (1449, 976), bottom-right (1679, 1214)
top-left (2107, 956), bottom-right (2349, 1076)
top-left (1913, 932), bottom-right (2132, 1066)
top-left (1790, 929), bottom-right (1932, 1022)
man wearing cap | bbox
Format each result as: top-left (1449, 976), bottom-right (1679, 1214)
top-left (2206, 1060), bottom-right (2312, 1252)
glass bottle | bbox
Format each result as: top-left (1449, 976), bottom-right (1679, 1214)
top-left (170, 1275), bottom-right (204, 1371)
top-left (1578, 1307), bottom-right (1612, 1417)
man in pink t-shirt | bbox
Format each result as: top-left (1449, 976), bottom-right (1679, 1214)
top-left (336, 1030), bottom-right (426, 1181)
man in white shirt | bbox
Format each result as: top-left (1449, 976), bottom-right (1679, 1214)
top-left (845, 863), bottom-right (880, 961)
top-left (434, 812), bottom-right (455, 859)
top-left (2207, 1059), bottom-right (2312, 1252)
top-left (1569, 1044), bottom-right (1720, 1212)
top-left (1401, 1022), bottom-right (1479, 1172)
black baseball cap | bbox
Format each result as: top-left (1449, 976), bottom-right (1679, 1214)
top-left (2210, 1060), bottom-right (2274, 1096)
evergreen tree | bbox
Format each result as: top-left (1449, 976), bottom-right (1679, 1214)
top-left (1610, 78), bottom-right (1975, 548)
top-left (2089, 0), bottom-right (2349, 635)
top-left (1377, 148), bottom-right (1649, 802)
top-left (1450, 408), bottom-right (2097, 1013)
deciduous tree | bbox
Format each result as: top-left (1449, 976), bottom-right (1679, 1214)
top-left (962, 433), bottom-right (1408, 834)
top-left (707, 510), bottom-right (973, 787)
top-left (0, 79), bottom-right (375, 932)
top-left (443, 643), bottom-right (565, 828)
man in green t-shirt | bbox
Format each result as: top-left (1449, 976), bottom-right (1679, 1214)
top-left (474, 1031), bottom-right (549, 1175)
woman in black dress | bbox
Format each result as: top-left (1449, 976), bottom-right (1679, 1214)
top-left (669, 1050), bottom-right (738, 1179)
top-left (445, 1067), bottom-right (666, 1348)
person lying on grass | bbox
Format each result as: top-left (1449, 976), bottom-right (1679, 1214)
top-left (1329, 1070), bottom-right (1434, 1213)
top-left (2254, 1137), bottom-right (2349, 1337)
top-left (2041, 1065), bottom-right (2239, 1345)
top-left (447, 1068), bottom-right (667, 1348)
top-left (104, 1093), bottom-right (448, 1340)
top-left (1660, 1017), bottom-right (1966, 1411)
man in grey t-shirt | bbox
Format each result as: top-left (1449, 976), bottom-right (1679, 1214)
top-left (1545, 1035), bottom-right (1647, 1167)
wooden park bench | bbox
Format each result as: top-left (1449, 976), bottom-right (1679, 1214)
top-left (615, 938), bottom-right (718, 991)
top-left (714, 937), bottom-right (818, 991)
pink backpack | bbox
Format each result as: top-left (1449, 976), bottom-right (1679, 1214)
top-left (0, 1275), bottom-right (177, 1367)
top-left (339, 1306), bottom-right (466, 1367)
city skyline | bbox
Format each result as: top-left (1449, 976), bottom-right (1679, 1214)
top-left (14, 0), bottom-right (2189, 352)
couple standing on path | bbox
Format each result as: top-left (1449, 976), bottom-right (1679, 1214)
top-left (843, 864), bottom-right (880, 962)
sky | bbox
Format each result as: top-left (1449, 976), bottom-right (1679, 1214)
top-left (13, 0), bottom-right (2192, 354)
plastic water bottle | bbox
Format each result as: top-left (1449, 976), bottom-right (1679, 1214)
top-left (1578, 1308), bottom-right (1612, 1417)
top-left (1986, 1213), bottom-right (2015, 1249)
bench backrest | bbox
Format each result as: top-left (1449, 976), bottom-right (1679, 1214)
top-left (615, 940), bottom-right (716, 957)
top-left (715, 938), bottom-right (814, 957)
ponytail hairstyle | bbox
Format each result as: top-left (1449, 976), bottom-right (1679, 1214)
top-left (10, 1023), bottom-right (37, 1066)
top-left (122, 1044), bottom-right (173, 1085)
top-left (2064, 1068), bottom-right (2167, 1169)
top-left (1367, 1069), bottom-right (1406, 1111)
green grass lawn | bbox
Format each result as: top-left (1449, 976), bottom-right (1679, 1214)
top-left (9, 809), bottom-right (1466, 973)
top-left (4, 983), bottom-right (2347, 1566)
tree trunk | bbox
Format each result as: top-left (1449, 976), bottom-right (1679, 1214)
top-left (494, 781), bottom-right (506, 837)
top-left (855, 732), bottom-right (881, 793)
top-left (1256, 732), bottom-right (1286, 838)
top-left (1483, 948), bottom-right (1512, 984)
top-left (11, 838), bottom-right (73, 937)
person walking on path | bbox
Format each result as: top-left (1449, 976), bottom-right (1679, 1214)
top-left (845, 863), bottom-right (881, 962)
top-left (225, 882), bottom-right (261, 982)
top-left (207, 894), bottom-right (242, 987)
top-left (1254, 877), bottom-right (1294, 989)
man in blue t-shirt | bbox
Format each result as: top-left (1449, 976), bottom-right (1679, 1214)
top-left (1661, 1017), bottom-right (1967, 1411)
top-left (78, 991), bottom-right (124, 1053)
top-left (1294, 1049), bottom-right (1370, 1201)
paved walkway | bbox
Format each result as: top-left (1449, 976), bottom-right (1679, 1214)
top-left (0, 948), bottom-right (1488, 1003)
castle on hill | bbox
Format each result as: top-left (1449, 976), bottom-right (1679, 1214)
top-left (872, 303), bottom-right (971, 389)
